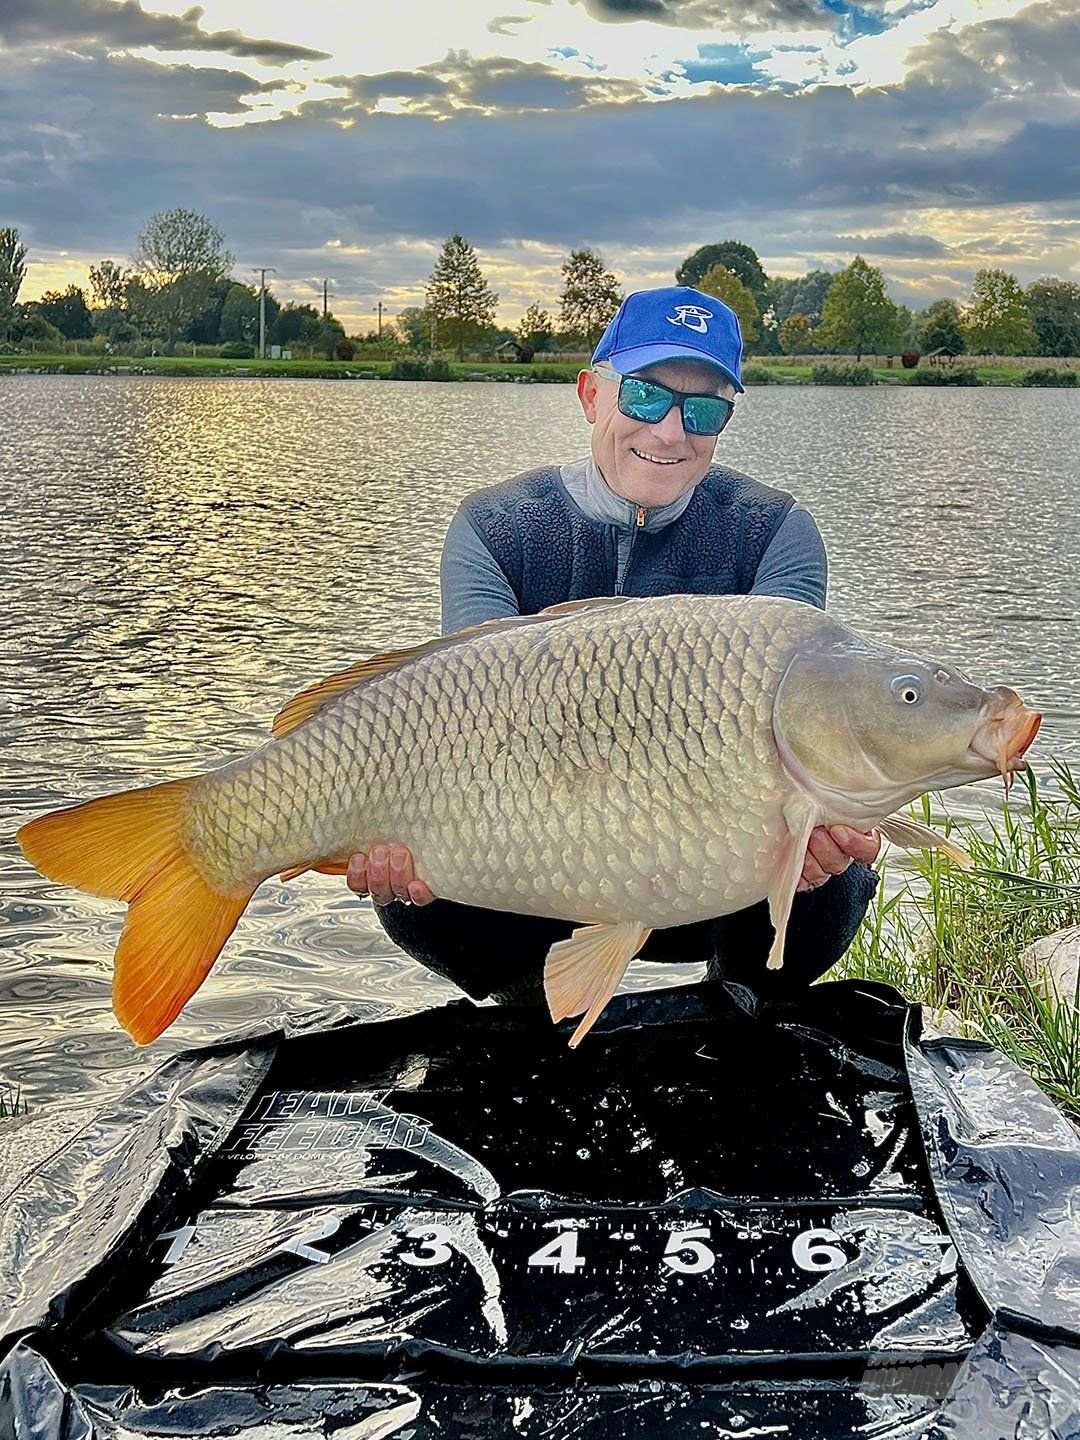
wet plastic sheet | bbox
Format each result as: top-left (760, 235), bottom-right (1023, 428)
top-left (1, 980), bottom-right (1078, 1436)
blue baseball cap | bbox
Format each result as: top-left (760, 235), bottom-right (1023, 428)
top-left (592, 285), bottom-right (745, 393)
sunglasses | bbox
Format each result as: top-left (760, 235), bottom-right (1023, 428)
top-left (594, 363), bottom-right (735, 437)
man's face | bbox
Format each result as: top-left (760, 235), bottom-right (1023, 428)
top-left (577, 357), bottom-right (736, 507)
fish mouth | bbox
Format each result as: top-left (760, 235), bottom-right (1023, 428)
top-left (968, 688), bottom-right (1042, 791)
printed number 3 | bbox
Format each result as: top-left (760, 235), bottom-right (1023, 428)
top-left (400, 1224), bottom-right (454, 1267)
top-left (662, 1226), bottom-right (715, 1274)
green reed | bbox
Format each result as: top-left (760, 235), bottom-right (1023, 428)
top-left (840, 759), bottom-right (1080, 1119)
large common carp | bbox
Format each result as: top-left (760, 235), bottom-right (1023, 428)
top-left (19, 595), bottom-right (1040, 1047)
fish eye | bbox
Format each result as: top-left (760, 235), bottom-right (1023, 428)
top-left (891, 675), bottom-right (923, 705)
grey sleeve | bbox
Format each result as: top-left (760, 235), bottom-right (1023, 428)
top-left (749, 504), bottom-right (828, 610)
top-left (440, 508), bottom-right (521, 636)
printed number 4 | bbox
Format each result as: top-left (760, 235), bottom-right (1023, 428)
top-left (528, 1230), bottom-right (585, 1274)
top-left (663, 1227), bottom-right (715, 1274)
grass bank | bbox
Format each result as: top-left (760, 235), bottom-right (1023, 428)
top-left (840, 760), bottom-right (1080, 1121)
top-left (2, 356), bottom-right (1074, 385)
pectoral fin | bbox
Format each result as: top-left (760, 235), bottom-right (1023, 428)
top-left (544, 921), bottom-right (651, 1048)
top-left (766, 800), bottom-right (821, 971)
top-left (878, 814), bottom-right (971, 868)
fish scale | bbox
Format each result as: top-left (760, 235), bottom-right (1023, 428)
top-left (184, 595), bottom-right (816, 928)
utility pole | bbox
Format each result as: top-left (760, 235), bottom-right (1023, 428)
top-left (321, 278), bottom-right (330, 320)
top-left (254, 267), bottom-right (276, 359)
top-left (377, 300), bottom-right (383, 341)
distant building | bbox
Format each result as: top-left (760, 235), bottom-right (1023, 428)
top-left (496, 338), bottom-right (530, 362)
top-left (926, 346), bottom-right (961, 366)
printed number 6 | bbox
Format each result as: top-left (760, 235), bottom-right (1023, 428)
top-left (400, 1224), bottom-right (454, 1267)
top-left (792, 1227), bottom-right (846, 1272)
top-left (662, 1226), bottom-right (715, 1274)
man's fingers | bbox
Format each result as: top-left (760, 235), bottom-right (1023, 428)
top-left (830, 825), bottom-right (881, 865)
top-left (367, 845), bottom-right (394, 906)
top-left (408, 879), bottom-right (437, 906)
top-left (800, 852), bottom-right (831, 890)
top-left (806, 827), bottom-right (852, 877)
top-left (346, 853), bottom-right (369, 896)
top-left (389, 845), bottom-right (414, 903)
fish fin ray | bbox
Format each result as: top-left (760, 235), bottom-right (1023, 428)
top-left (544, 921), bottom-right (651, 1048)
top-left (878, 814), bottom-right (972, 868)
top-left (766, 801), bottom-right (821, 971)
top-left (272, 604), bottom-right (633, 739)
top-left (18, 779), bottom-right (254, 1044)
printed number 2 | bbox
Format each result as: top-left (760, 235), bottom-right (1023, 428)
top-left (528, 1230), bottom-right (585, 1274)
top-left (662, 1226), bottom-right (715, 1274)
top-left (400, 1224), bottom-right (454, 1267)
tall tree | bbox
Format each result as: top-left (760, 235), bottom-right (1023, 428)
top-left (516, 302), bottom-right (555, 355)
top-left (32, 286), bottom-right (94, 340)
top-left (698, 264), bottom-right (759, 343)
top-left (916, 299), bottom-right (966, 355)
top-left (963, 269), bottom-right (1036, 355)
top-left (559, 248), bottom-right (622, 348)
top-left (814, 256), bottom-right (901, 360)
top-left (677, 241), bottom-right (768, 300)
top-left (130, 208), bottom-right (234, 350)
top-left (219, 283), bottom-right (261, 344)
top-left (779, 312), bottom-right (813, 355)
top-left (395, 305), bottom-right (433, 350)
top-left (426, 234), bottom-right (499, 360)
top-left (1023, 278), bottom-right (1080, 358)
top-left (767, 269), bottom-right (836, 327)
top-left (88, 259), bottom-right (130, 310)
top-left (0, 226), bottom-right (28, 340)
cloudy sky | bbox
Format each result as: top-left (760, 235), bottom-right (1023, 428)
top-left (3, 0), bottom-right (1077, 328)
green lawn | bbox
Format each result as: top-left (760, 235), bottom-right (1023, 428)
top-left (2, 355), bottom-right (1065, 385)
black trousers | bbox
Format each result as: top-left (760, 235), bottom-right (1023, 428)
top-left (374, 863), bottom-right (878, 1009)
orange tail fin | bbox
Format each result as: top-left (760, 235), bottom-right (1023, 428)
top-left (17, 778), bottom-right (254, 1044)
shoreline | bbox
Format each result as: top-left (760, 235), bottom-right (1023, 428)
top-left (0, 356), bottom-right (1076, 386)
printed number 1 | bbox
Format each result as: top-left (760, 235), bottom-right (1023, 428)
top-left (528, 1230), bottom-right (585, 1274)
top-left (662, 1226), bottom-right (715, 1274)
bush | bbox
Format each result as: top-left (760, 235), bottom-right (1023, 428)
top-left (1019, 367), bottom-right (1077, 387)
top-left (901, 351), bottom-right (920, 369)
top-left (219, 342), bottom-right (255, 359)
top-left (740, 363), bottom-right (777, 385)
top-left (809, 363), bottom-right (877, 386)
top-left (336, 339), bottom-right (357, 361)
top-left (909, 365), bottom-right (982, 386)
top-left (388, 357), bottom-right (455, 381)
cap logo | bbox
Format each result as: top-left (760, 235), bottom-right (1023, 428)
top-left (666, 304), bottom-right (712, 334)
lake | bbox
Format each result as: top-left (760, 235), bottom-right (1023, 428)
top-left (2, 376), bottom-right (1078, 1112)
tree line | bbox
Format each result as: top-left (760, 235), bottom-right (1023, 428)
top-left (2, 217), bottom-right (1078, 361)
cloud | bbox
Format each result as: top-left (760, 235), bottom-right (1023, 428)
top-left (832, 230), bottom-right (952, 256)
top-left (487, 14), bottom-right (534, 33)
top-left (571, 0), bottom-right (836, 33)
top-left (324, 52), bottom-right (648, 115)
top-left (903, 0), bottom-right (1080, 92)
top-left (0, 0), bottom-right (329, 63)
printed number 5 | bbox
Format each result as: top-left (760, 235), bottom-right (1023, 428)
top-left (400, 1224), bottom-right (454, 1267)
top-left (663, 1226), bottom-right (715, 1274)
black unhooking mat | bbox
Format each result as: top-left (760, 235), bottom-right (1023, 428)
top-left (1, 980), bottom-right (1078, 1438)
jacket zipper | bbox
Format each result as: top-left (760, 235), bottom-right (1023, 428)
top-left (614, 507), bottom-right (647, 595)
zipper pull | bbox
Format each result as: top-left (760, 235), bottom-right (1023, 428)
top-left (636, 505), bottom-right (646, 528)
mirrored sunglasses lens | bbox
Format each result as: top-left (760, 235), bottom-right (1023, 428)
top-left (683, 397), bottom-right (732, 435)
top-left (620, 378), bottom-right (672, 423)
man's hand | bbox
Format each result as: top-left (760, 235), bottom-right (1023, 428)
top-left (798, 825), bottom-right (880, 892)
top-left (346, 845), bottom-right (436, 906)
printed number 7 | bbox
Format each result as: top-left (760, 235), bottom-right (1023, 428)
top-left (662, 1226), bottom-right (715, 1274)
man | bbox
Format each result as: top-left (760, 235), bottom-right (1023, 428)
top-left (347, 285), bottom-right (880, 1006)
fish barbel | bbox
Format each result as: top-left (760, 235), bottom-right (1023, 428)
top-left (18, 594), bottom-right (1041, 1047)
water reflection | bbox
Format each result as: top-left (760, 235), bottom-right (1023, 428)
top-left (2, 377), bottom-right (1077, 1111)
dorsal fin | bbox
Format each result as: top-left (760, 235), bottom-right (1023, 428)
top-left (271, 596), bottom-right (633, 740)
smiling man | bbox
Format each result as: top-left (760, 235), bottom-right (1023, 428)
top-left (350, 286), bottom-right (880, 1007)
